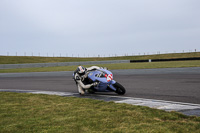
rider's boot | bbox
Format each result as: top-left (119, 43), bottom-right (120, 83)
top-left (78, 85), bottom-right (85, 95)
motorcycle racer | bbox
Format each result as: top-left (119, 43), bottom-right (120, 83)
top-left (73, 66), bottom-right (102, 95)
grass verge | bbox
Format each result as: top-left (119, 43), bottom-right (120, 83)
top-left (0, 92), bottom-right (200, 133)
top-left (0, 52), bottom-right (200, 64)
top-left (0, 60), bottom-right (200, 73)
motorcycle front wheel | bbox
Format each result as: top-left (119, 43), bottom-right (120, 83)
top-left (113, 82), bottom-right (126, 95)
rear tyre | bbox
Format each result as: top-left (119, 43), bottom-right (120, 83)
top-left (113, 82), bottom-right (126, 95)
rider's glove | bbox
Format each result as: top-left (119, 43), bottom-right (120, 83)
top-left (100, 67), bottom-right (108, 70)
top-left (104, 67), bottom-right (108, 70)
top-left (92, 82), bottom-right (98, 87)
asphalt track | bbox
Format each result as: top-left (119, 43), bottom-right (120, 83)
top-left (0, 67), bottom-right (200, 104)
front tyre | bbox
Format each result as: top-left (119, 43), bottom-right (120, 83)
top-left (113, 82), bottom-right (126, 95)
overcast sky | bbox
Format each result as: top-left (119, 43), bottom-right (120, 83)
top-left (0, 0), bottom-right (200, 57)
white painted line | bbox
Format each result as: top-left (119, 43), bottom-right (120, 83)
top-left (115, 99), bottom-right (200, 112)
top-left (157, 104), bottom-right (199, 111)
top-left (97, 94), bottom-right (200, 107)
top-left (30, 91), bottom-right (75, 96)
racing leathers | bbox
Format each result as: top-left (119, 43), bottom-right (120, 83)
top-left (73, 66), bottom-right (101, 95)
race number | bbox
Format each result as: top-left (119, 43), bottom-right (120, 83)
top-left (106, 74), bottom-right (113, 82)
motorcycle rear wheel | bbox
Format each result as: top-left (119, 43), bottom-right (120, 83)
top-left (113, 82), bottom-right (126, 95)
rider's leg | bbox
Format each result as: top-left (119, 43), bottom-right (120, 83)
top-left (78, 84), bottom-right (85, 95)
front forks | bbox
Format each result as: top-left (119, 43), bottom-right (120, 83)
top-left (108, 80), bottom-right (117, 91)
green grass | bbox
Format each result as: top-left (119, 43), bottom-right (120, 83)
top-left (0, 92), bottom-right (199, 133)
top-left (1, 60), bottom-right (200, 73)
top-left (0, 52), bottom-right (200, 64)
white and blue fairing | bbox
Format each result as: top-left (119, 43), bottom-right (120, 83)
top-left (88, 69), bottom-right (117, 92)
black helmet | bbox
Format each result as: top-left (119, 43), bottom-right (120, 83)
top-left (77, 66), bottom-right (86, 75)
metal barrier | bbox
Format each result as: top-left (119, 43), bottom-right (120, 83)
top-left (130, 57), bottom-right (200, 63)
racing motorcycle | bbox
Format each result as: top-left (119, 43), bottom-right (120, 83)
top-left (76, 68), bottom-right (126, 95)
